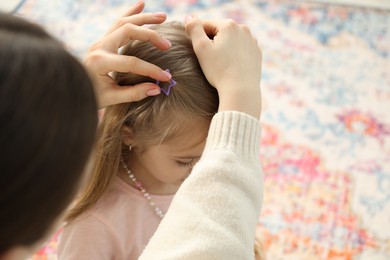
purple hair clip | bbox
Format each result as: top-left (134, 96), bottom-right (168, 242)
top-left (155, 69), bottom-right (176, 96)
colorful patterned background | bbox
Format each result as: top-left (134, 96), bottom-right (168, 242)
top-left (11, 0), bottom-right (390, 259)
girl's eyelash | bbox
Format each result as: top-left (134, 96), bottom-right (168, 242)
top-left (176, 160), bottom-right (194, 167)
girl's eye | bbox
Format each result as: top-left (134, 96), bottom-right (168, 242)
top-left (176, 160), bottom-right (194, 168)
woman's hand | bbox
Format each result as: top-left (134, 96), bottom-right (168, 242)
top-left (84, 1), bottom-right (172, 108)
top-left (185, 17), bottom-right (262, 119)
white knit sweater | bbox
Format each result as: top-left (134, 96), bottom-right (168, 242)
top-left (140, 111), bottom-right (263, 260)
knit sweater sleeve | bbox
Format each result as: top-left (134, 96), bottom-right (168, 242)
top-left (139, 111), bottom-right (263, 260)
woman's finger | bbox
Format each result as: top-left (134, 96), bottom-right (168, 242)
top-left (198, 19), bottom-right (242, 39)
top-left (121, 0), bottom-right (145, 17)
top-left (102, 82), bottom-right (162, 106)
top-left (187, 18), bottom-right (245, 39)
top-left (106, 0), bottom-right (145, 35)
top-left (105, 0), bottom-right (145, 35)
top-left (106, 12), bottom-right (167, 35)
top-left (98, 23), bottom-right (171, 52)
top-left (86, 51), bottom-right (171, 81)
top-left (185, 17), bottom-right (212, 52)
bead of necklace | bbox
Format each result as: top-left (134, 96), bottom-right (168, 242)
top-left (121, 160), bottom-right (164, 219)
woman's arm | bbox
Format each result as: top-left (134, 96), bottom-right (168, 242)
top-left (140, 111), bottom-right (262, 259)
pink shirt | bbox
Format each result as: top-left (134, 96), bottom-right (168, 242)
top-left (58, 177), bottom-right (174, 259)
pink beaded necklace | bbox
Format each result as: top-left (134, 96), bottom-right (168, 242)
top-left (121, 159), bottom-right (164, 219)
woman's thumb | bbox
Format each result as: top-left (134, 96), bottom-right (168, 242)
top-left (185, 16), bottom-right (209, 51)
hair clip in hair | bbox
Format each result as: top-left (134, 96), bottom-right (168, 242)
top-left (155, 69), bottom-right (176, 96)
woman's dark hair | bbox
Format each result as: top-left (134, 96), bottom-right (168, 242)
top-left (0, 13), bottom-right (98, 254)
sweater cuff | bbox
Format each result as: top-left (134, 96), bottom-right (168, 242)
top-left (204, 111), bottom-right (261, 160)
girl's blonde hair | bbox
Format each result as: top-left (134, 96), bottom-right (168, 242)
top-left (66, 22), bottom-right (219, 221)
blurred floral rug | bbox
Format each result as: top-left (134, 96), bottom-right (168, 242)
top-left (13, 0), bottom-right (390, 259)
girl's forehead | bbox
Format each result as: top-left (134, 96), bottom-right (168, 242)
top-left (161, 135), bottom-right (207, 159)
top-left (163, 119), bottom-right (210, 152)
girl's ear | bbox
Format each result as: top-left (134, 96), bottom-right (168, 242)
top-left (121, 125), bottom-right (136, 146)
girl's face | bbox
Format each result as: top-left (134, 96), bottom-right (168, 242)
top-left (122, 118), bottom-right (210, 195)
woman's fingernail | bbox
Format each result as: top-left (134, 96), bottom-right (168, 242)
top-left (146, 88), bottom-right (161, 96)
top-left (161, 70), bottom-right (172, 79)
top-left (153, 12), bottom-right (166, 18)
top-left (162, 38), bottom-right (171, 48)
top-left (135, 0), bottom-right (143, 6)
top-left (185, 15), bottom-right (194, 23)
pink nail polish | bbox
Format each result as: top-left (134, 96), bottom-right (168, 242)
top-left (153, 12), bottom-right (166, 18)
top-left (185, 15), bottom-right (194, 23)
top-left (146, 88), bottom-right (161, 96)
top-left (161, 70), bottom-right (171, 79)
top-left (162, 38), bottom-right (171, 48)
